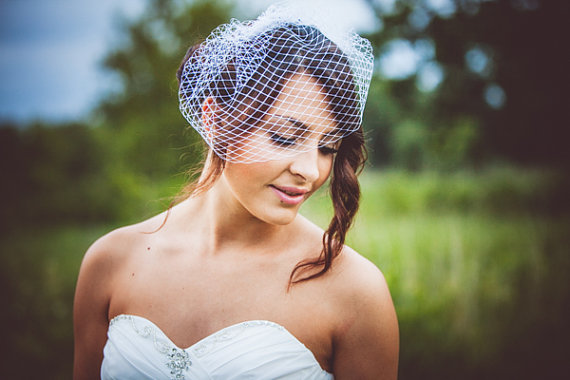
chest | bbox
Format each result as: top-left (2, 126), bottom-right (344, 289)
top-left (108, 252), bottom-right (336, 371)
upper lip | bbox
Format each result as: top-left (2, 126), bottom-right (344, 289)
top-left (270, 185), bottom-right (310, 196)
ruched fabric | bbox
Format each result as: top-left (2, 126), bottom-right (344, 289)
top-left (101, 314), bottom-right (334, 379)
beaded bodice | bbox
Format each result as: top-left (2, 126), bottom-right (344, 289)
top-left (101, 314), bottom-right (333, 379)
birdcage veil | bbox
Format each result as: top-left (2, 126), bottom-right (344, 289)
top-left (178, 2), bottom-right (374, 163)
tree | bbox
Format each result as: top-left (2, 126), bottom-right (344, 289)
top-left (97, 0), bottom-right (235, 178)
top-left (363, 0), bottom-right (568, 169)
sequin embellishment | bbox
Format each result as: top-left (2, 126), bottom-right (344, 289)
top-left (110, 315), bottom-right (192, 380)
top-left (166, 348), bottom-right (191, 379)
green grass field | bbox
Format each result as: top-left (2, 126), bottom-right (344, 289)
top-left (1, 168), bottom-right (568, 379)
top-left (304, 169), bottom-right (569, 379)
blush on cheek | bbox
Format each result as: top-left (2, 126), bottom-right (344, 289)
top-left (316, 157), bottom-right (334, 187)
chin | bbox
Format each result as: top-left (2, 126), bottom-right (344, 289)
top-left (258, 208), bottom-right (299, 226)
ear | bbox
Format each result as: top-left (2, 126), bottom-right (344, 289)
top-left (201, 97), bottom-right (217, 143)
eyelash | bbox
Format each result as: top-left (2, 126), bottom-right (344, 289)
top-left (269, 133), bottom-right (338, 155)
top-left (269, 133), bottom-right (297, 147)
top-left (319, 146), bottom-right (338, 155)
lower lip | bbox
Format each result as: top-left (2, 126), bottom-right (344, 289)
top-left (270, 186), bottom-right (306, 205)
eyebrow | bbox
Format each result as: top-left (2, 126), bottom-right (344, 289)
top-left (281, 115), bottom-right (310, 135)
top-left (274, 114), bottom-right (336, 136)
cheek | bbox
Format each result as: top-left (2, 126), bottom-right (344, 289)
top-left (224, 161), bottom-right (277, 193)
top-left (315, 156), bottom-right (334, 188)
top-left (225, 164), bottom-right (259, 189)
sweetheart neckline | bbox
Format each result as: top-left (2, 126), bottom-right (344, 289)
top-left (109, 314), bottom-right (332, 374)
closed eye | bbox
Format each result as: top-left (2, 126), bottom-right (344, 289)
top-left (270, 132), bottom-right (297, 147)
top-left (318, 146), bottom-right (338, 155)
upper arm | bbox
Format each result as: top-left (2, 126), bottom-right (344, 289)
top-left (73, 234), bottom-right (119, 380)
top-left (332, 257), bottom-right (399, 380)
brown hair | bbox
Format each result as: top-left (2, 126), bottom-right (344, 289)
top-left (176, 24), bottom-right (367, 285)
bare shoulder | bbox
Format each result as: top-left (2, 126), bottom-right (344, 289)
top-left (81, 212), bottom-right (166, 272)
top-left (294, 215), bottom-right (394, 313)
top-left (334, 246), bottom-right (392, 302)
top-left (73, 212), bottom-right (167, 379)
top-left (74, 211), bottom-right (168, 320)
top-left (329, 246), bottom-right (400, 379)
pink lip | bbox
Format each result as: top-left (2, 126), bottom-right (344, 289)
top-left (269, 185), bottom-right (309, 206)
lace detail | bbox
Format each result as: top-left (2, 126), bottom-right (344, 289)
top-left (109, 315), bottom-right (192, 380)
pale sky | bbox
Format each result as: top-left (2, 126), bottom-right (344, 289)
top-left (0, 0), bottom-right (145, 122)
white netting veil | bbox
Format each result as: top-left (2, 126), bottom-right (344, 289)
top-left (178, 3), bottom-right (374, 163)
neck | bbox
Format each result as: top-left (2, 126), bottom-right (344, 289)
top-left (179, 175), bottom-right (295, 256)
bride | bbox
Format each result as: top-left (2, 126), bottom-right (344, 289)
top-left (73, 4), bottom-right (398, 379)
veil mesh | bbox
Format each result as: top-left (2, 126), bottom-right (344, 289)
top-left (178, 3), bottom-right (374, 163)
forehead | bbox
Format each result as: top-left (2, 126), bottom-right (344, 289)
top-left (267, 72), bottom-right (337, 136)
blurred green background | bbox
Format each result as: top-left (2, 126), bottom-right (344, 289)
top-left (1, 0), bottom-right (568, 378)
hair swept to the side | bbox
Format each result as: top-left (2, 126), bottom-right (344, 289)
top-left (288, 129), bottom-right (366, 285)
top-left (174, 23), bottom-right (368, 287)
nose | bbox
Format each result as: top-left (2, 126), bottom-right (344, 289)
top-left (289, 148), bottom-right (320, 183)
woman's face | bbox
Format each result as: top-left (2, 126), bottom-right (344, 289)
top-left (221, 72), bottom-right (339, 225)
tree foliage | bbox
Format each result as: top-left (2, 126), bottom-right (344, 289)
top-left (98, 0), bottom-right (235, 178)
top-left (363, 0), bottom-right (568, 169)
top-left (1, 1), bottom-right (238, 230)
top-left (95, 0), bottom-right (569, 171)
top-left (2, 0), bottom-right (567, 229)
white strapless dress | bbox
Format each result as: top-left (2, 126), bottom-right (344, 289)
top-left (101, 314), bottom-right (334, 379)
